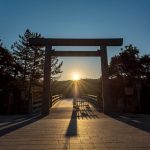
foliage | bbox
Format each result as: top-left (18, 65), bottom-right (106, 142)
top-left (109, 44), bottom-right (150, 81)
top-left (140, 54), bottom-right (150, 80)
top-left (11, 29), bottom-right (63, 83)
top-left (12, 29), bottom-right (44, 82)
top-left (0, 45), bottom-right (22, 80)
top-left (109, 45), bottom-right (150, 113)
top-left (11, 29), bottom-right (63, 100)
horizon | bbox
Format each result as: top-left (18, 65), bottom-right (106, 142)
top-left (58, 78), bottom-right (100, 82)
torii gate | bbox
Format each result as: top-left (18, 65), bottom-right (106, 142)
top-left (29, 38), bottom-right (123, 115)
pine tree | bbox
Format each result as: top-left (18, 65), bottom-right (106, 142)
top-left (0, 41), bottom-right (22, 79)
top-left (109, 44), bottom-right (140, 80)
top-left (11, 29), bottom-right (63, 96)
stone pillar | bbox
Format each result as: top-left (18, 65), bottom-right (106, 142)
top-left (42, 45), bottom-right (52, 116)
top-left (100, 46), bottom-right (111, 113)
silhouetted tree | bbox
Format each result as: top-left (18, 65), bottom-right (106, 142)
top-left (140, 54), bottom-right (150, 80)
top-left (11, 29), bottom-right (63, 97)
top-left (12, 29), bottom-right (43, 82)
top-left (0, 39), bottom-right (3, 47)
top-left (109, 44), bottom-right (140, 80)
top-left (0, 42), bottom-right (25, 114)
top-left (0, 45), bottom-right (22, 79)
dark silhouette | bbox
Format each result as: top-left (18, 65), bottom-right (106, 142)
top-left (0, 31), bottom-right (63, 114)
top-left (109, 45), bottom-right (150, 113)
top-left (65, 109), bottom-right (77, 137)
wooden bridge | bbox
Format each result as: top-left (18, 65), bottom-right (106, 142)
top-left (1, 97), bottom-right (150, 149)
top-left (31, 94), bottom-right (101, 114)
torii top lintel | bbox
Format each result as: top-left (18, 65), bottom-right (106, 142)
top-left (29, 38), bottom-right (123, 46)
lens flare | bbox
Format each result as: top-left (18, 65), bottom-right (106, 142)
top-left (72, 72), bottom-right (80, 81)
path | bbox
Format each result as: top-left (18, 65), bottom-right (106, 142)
top-left (0, 98), bottom-right (150, 150)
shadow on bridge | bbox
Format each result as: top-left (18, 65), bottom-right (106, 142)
top-left (76, 105), bottom-right (99, 119)
top-left (65, 109), bottom-right (77, 137)
top-left (0, 99), bottom-right (101, 137)
top-left (0, 113), bottom-right (42, 136)
top-left (65, 105), bottom-right (99, 137)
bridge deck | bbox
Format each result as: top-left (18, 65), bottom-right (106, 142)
top-left (48, 98), bottom-right (101, 119)
top-left (0, 98), bottom-right (150, 149)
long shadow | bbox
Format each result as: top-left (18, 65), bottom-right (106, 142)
top-left (82, 98), bottom-right (103, 113)
top-left (107, 112), bottom-right (150, 133)
top-left (65, 109), bottom-right (77, 137)
top-left (0, 113), bottom-right (43, 136)
top-left (77, 106), bottom-right (99, 119)
top-left (65, 104), bottom-right (99, 137)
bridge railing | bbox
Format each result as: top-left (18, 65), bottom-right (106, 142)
top-left (52, 94), bottom-right (63, 105)
top-left (32, 98), bottom-right (42, 113)
top-left (82, 94), bottom-right (98, 105)
top-left (32, 94), bottom-right (63, 113)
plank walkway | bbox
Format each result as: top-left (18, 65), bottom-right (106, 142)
top-left (0, 98), bottom-right (150, 150)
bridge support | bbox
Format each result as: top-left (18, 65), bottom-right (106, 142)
top-left (100, 46), bottom-right (111, 113)
top-left (42, 45), bottom-right (52, 116)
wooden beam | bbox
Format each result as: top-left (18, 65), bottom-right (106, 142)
top-left (29, 38), bottom-right (123, 46)
top-left (42, 45), bottom-right (51, 116)
top-left (100, 46), bottom-right (111, 113)
top-left (50, 50), bottom-right (101, 57)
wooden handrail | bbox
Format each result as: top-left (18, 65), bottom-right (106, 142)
top-left (87, 95), bottom-right (97, 99)
top-left (82, 94), bottom-right (97, 105)
top-left (32, 94), bottom-right (63, 113)
top-left (52, 94), bottom-right (63, 106)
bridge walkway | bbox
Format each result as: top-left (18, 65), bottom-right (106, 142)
top-left (0, 98), bottom-right (150, 149)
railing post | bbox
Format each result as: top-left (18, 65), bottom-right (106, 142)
top-left (100, 46), bottom-right (111, 113)
top-left (42, 45), bottom-right (52, 116)
top-left (97, 79), bottom-right (102, 108)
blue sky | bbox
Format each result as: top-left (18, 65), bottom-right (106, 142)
top-left (0, 0), bottom-right (150, 80)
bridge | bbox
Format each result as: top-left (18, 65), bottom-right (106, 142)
top-left (0, 96), bottom-right (150, 149)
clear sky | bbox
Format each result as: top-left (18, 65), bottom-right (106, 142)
top-left (0, 0), bottom-right (150, 80)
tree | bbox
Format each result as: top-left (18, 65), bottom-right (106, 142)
top-left (12, 29), bottom-right (43, 82)
top-left (109, 44), bottom-right (140, 80)
top-left (0, 44), bottom-right (22, 79)
top-left (0, 39), bottom-right (3, 47)
top-left (140, 54), bottom-right (150, 80)
top-left (11, 29), bottom-right (63, 94)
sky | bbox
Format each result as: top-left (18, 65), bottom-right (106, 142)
top-left (0, 0), bottom-right (150, 80)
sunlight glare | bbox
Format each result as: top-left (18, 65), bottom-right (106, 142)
top-left (72, 72), bottom-right (80, 81)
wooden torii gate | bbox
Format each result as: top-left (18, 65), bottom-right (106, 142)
top-left (29, 38), bottom-right (123, 115)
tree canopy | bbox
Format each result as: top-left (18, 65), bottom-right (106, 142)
top-left (0, 45), bottom-right (22, 80)
top-left (109, 44), bottom-right (150, 81)
top-left (11, 29), bottom-right (63, 83)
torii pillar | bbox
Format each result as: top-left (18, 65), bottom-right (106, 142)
top-left (42, 45), bottom-right (52, 116)
top-left (100, 46), bottom-right (111, 113)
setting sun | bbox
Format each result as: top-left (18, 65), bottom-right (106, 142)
top-left (72, 72), bottom-right (80, 81)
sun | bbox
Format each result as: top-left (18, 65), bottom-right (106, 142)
top-left (72, 72), bottom-right (80, 81)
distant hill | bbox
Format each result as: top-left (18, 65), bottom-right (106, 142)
top-left (51, 79), bottom-right (101, 98)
